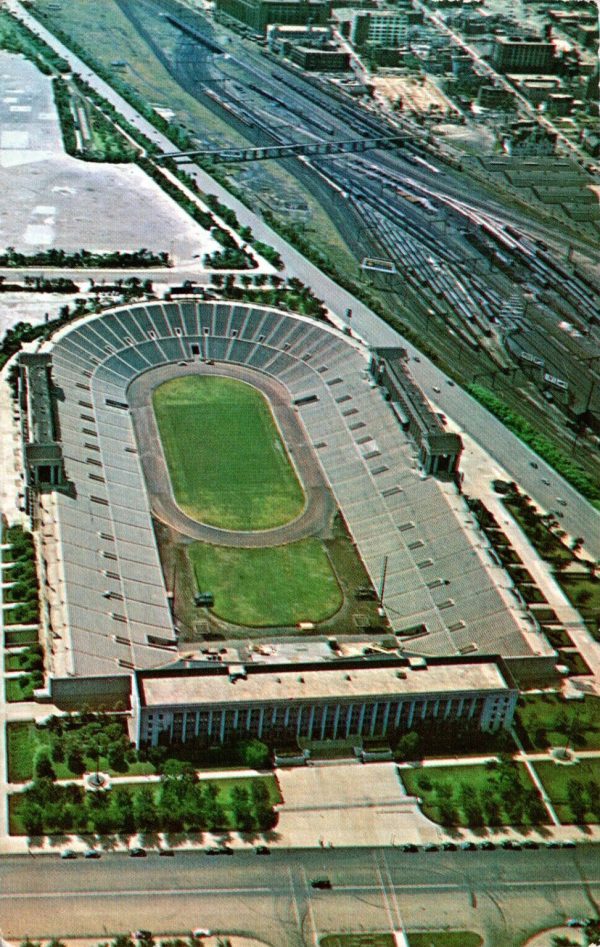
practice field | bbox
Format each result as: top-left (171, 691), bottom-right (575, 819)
top-left (153, 375), bottom-right (305, 530)
top-left (188, 539), bottom-right (342, 627)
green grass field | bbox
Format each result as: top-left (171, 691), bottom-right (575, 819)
top-left (153, 375), bottom-right (304, 530)
top-left (533, 759), bottom-right (600, 824)
top-left (188, 539), bottom-right (342, 627)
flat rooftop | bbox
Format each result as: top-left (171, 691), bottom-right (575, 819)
top-left (139, 659), bottom-right (511, 708)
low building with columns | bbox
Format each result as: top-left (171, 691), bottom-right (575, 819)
top-left (131, 655), bottom-right (518, 748)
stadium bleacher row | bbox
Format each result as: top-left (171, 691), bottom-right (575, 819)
top-left (41, 300), bottom-right (553, 679)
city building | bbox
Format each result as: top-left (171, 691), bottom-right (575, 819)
top-left (289, 43), bottom-right (350, 70)
top-left (370, 348), bottom-right (463, 478)
top-left (132, 655), bottom-right (519, 747)
top-left (492, 36), bottom-right (556, 74)
top-left (477, 84), bottom-right (514, 109)
top-left (215, 0), bottom-right (329, 33)
top-left (503, 121), bottom-right (557, 156)
top-left (350, 11), bottom-right (409, 48)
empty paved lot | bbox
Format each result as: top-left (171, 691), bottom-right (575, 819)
top-left (0, 52), bottom-right (216, 262)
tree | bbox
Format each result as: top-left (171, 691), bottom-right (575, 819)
top-left (240, 739), bottom-right (270, 770)
top-left (34, 749), bottom-right (56, 781)
top-left (459, 783), bottom-right (484, 827)
top-left (396, 731), bottom-right (420, 761)
top-left (21, 801), bottom-right (44, 836)
top-left (567, 778), bottom-right (587, 824)
top-left (230, 786), bottom-right (254, 832)
top-left (111, 787), bottom-right (136, 835)
top-left (133, 786), bottom-right (158, 831)
top-left (66, 745), bottom-right (86, 775)
top-left (107, 742), bottom-right (127, 772)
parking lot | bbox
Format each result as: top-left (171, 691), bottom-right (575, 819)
top-left (0, 52), bottom-right (214, 263)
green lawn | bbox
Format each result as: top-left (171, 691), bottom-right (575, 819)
top-left (153, 375), bottom-right (304, 530)
top-left (533, 759), bottom-right (600, 824)
top-left (515, 694), bottom-right (600, 751)
top-left (5, 676), bottom-right (36, 703)
top-left (556, 574), bottom-right (600, 638)
top-left (4, 652), bottom-right (27, 671)
top-left (4, 628), bottom-right (38, 647)
top-left (408, 934), bottom-right (482, 947)
top-left (188, 539), bottom-right (342, 627)
top-left (400, 762), bottom-right (544, 827)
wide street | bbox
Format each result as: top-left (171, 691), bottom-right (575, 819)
top-left (1, 846), bottom-right (599, 946)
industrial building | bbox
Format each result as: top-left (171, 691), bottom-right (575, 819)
top-left (132, 655), bottom-right (519, 747)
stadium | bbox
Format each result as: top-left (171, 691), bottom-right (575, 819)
top-left (15, 298), bottom-right (555, 727)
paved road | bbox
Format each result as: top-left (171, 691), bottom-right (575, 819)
top-left (1, 847), bottom-right (599, 946)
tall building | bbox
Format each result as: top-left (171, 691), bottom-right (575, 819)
top-left (492, 36), bottom-right (556, 74)
top-left (350, 11), bottom-right (409, 48)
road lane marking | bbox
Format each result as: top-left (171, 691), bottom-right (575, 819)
top-left (3, 879), bottom-right (600, 900)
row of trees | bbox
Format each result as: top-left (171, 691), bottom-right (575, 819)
top-left (18, 766), bottom-right (277, 837)
top-left (0, 247), bottom-right (170, 269)
top-left (468, 384), bottom-right (600, 503)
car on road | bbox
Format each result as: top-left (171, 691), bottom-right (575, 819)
top-left (255, 845), bottom-right (270, 855)
top-left (191, 930), bottom-right (211, 939)
top-left (131, 931), bottom-right (152, 941)
top-left (557, 497), bottom-right (567, 506)
top-left (413, 356), bottom-right (421, 363)
top-left (129, 847), bottom-right (146, 858)
top-left (566, 919), bottom-right (587, 928)
top-left (60, 849), bottom-right (77, 859)
top-left (447, 380), bottom-right (455, 386)
top-left (311, 878), bottom-right (332, 889)
top-left (541, 478), bottom-right (550, 485)
top-left (205, 846), bottom-right (233, 856)
top-left (432, 386), bottom-right (441, 394)
top-left (529, 461), bottom-right (538, 469)
top-left (84, 849), bottom-right (101, 859)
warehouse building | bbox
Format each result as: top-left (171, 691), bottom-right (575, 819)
top-left (132, 655), bottom-right (519, 747)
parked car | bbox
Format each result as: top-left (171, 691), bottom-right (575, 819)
top-left (191, 930), bottom-right (211, 939)
top-left (442, 842), bottom-right (457, 851)
top-left (84, 849), bottom-right (101, 859)
top-left (402, 843), bottom-right (419, 852)
top-left (479, 841), bottom-right (495, 850)
top-left (255, 846), bottom-right (270, 855)
top-left (129, 847), bottom-right (146, 858)
top-left (310, 878), bottom-right (332, 889)
top-left (60, 849), bottom-right (77, 860)
top-left (159, 848), bottom-right (175, 856)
